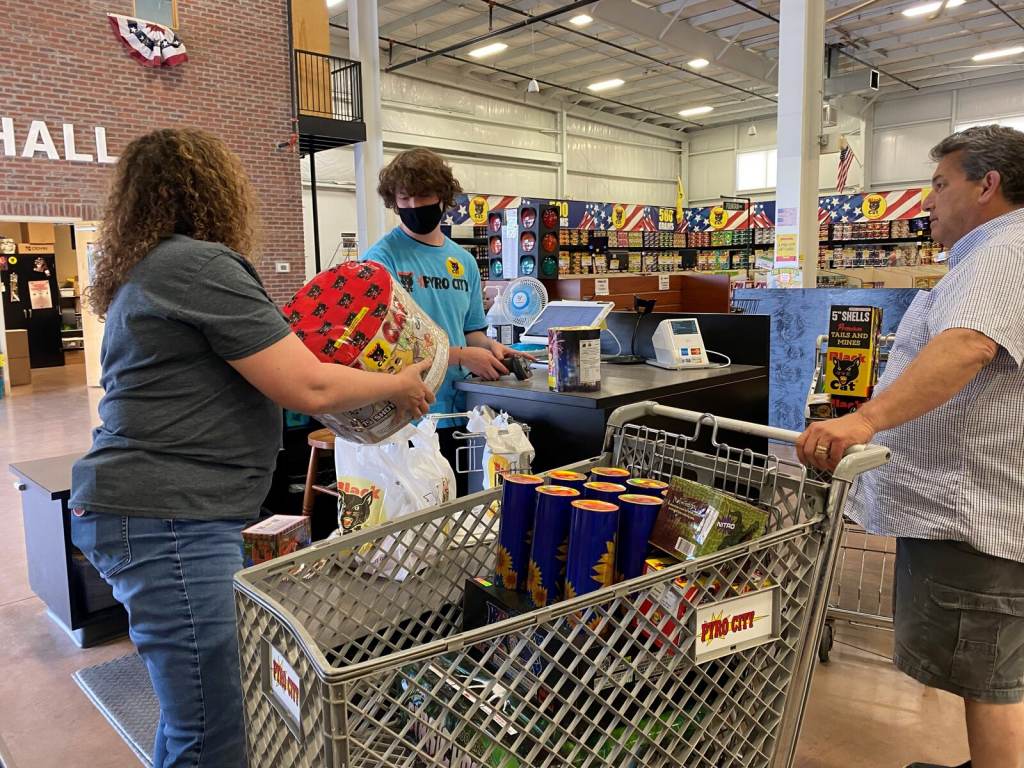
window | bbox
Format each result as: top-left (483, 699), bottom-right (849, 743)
top-left (736, 149), bottom-right (777, 192)
top-left (955, 115), bottom-right (1024, 133)
top-left (134, 0), bottom-right (177, 27)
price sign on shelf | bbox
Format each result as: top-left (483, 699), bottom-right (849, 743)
top-left (595, 278), bottom-right (610, 296)
top-left (658, 274), bottom-right (670, 291)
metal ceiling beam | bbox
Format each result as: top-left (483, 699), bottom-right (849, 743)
top-left (406, 0), bottom-right (541, 48)
top-left (332, 23), bottom-right (702, 128)
top-left (594, 0), bottom-right (780, 85)
top-left (386, 0), bottom-right (595, 72)
top-left (476, 0), bottom-right (777, 102)
top-left (379, 2), bottom-right (460, 37)
top-left (984, 0), bottom-right (1024, 33)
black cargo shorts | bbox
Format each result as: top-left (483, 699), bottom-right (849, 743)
top-left (894, 537), bottom-right (1024, 703)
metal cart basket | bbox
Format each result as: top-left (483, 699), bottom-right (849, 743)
top-left (235, 402), bottom-right (888, 768)
top-left (804, 334), bottom-right (899, 662)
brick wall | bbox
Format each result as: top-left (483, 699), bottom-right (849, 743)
top-left (0, 1), bottom-right (305, 302)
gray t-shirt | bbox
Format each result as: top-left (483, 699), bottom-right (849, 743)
top-left (70, 235), bottom-right (293, 520)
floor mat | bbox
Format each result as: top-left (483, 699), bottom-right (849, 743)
top-left (73, 654), bottom-right (157, 767)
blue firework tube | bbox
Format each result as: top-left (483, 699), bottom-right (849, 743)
top-left (565, 499), bottom-right (620, 598)
top-left (495, 474), bottom-right (544, 591)
top-left (590, 466), bottom-right (631, 483)
top-left (583, 481), bottom-right (626, 505)
top-left (615, 493), bottom-right (665, 581)
top-left (527, 485), bottom-right (580, 607)
top-left (544, 469), bottom-right (588, 492)
top-left (626, 478), bottom-right (669, 495)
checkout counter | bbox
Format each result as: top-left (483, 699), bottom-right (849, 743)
top-left (455, 311), bottom-right (771, 471)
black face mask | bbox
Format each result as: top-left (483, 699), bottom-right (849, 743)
top-left (398, 202), bottom-right (445, 235)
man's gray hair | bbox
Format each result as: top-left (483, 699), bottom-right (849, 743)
top-left (931, 125), bottom-right (1024, 204)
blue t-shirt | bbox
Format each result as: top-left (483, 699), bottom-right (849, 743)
top-left (362, 227), bottom-right (487, 415)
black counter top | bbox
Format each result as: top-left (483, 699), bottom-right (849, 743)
top-left (10, 453), bottom-right (80, 500)
top-left (454, 363), bottom-right (766, 410)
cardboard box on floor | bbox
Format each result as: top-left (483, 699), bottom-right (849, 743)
top-left (4, 330), bottom-right (31, 387)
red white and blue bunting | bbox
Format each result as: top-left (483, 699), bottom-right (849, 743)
top-left (107, 13), bottom-right (188, 68)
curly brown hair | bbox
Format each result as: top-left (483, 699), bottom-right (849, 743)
top-left (86, 127), bottom-right (258, 318)
top-left (377, 148), bottom-right (463, 211)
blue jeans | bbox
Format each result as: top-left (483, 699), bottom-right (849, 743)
top-left (71, 511), bottom-right (249, 768)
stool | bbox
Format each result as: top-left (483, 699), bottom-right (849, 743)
top-left (302, 428), bottom-right (339, 516)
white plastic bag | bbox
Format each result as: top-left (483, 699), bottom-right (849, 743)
top-left (335, 423), bottom-right (458, 580)
top-left (482, 418), bottom-right (535, 487)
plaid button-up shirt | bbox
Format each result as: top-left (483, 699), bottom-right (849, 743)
top-left (847, 207), bottom-right (1024, 563)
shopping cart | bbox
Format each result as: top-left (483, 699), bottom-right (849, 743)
top-left (234, 402), bottom-right (888, 768)
top-left (426, 411), bottom-right (533, 481)
top-left (804, 334), bottom-right (898, 662)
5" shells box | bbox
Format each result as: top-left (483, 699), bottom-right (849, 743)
top-left (242, 515), bottom-right (311, 567)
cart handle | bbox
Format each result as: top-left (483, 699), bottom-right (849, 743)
top-left (605, 401), bottom-right (890, 482)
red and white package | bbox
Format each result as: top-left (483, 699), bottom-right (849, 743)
top-left (283, 261), bottom-right (449, 444)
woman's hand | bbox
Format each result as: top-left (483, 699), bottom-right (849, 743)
top-left (391, 359), bottom-right (436, 420)
top-left (458, 346), bottom-right (508, 380)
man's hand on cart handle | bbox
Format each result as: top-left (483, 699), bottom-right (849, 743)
top-left (797, 412), bottom-right (877, 473)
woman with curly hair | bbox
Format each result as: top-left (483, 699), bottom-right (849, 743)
top-left (69, 128), bottom-right (433, 767)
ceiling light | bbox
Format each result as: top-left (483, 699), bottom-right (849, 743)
top-left (679, 105), bottom-right (714, 117)
top-left (326, 0), bottom-right (344, 6)
top-left (902, 0), bottom-right (964, 16)
top-left (688, 58), bottom-right (710, 69)
top-left (569, 14), bottom-right (593, 26)
top-left (972, 45), bottom-right (1024, 62)
top-left (468, 42), bottom-right (508, 59)
top-left (588, 78), bottom-right (625, 92)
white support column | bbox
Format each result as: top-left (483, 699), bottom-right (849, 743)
top-left (774, 0), bottom-right (824, 288)
top-left (557, 108), bottom-right (568, 198)
top-left (350, 0), bottom-right (386, 253)
top-left (860, 105), bottom-right (874, 192)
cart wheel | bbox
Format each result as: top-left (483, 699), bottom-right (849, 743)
top-left (818, 623), bottom-right (834, 663)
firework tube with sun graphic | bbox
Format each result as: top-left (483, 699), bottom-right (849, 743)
top-left (615, 494), bottom-right (665, 581)
top-left (495, 473), bottom-right (545, 591)
top-left (626, 477), bottom-right (669, 495)
top-left (544, 469), bottom-right (588, 492)
top-left (565, 499), bottom-right (620, 598)
top-left (527, 485), bottom-right (579, 607)
top-left (584, 481), bottom-right (626, 505)
top-left (590, 466), bottom-right (631, 482)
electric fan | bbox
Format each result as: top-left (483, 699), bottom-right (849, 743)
top-left (501, 277), bottom-right (548, 330)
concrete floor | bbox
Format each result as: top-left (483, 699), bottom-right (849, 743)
top-left (0, 359), bottom-right (970, 768)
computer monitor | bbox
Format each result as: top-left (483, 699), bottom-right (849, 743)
top-left (519, 300), bottom-right (616, 345)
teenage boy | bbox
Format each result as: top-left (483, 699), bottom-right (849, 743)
top-left (363, 148), bottom-right (525, 492)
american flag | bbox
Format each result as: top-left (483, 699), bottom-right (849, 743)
top-left (578, 202), bottom-right (611, 230)
top-left (818, 194), bottom-right (864, 224)
top-left (619, 204), bottom-right (657, 231)
top-left (836, 142), bottom-right (854, 194)
top-left (684, 207), bottom-right (710, 233)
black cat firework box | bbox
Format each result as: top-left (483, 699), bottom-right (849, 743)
top-left (242, 515), bottom-right (311, 566)
top-left (283, 261), bottom-right (449, 444)
top-left (825, 305), bottom-right (882, 400)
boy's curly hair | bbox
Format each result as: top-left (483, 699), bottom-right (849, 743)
top-left (377, 148), bottom-right (462, 210)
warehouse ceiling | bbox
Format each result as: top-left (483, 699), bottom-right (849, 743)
top-left (330, 0), bottom-right (1024, 131)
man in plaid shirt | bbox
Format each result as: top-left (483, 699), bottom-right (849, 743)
top-left (800, 125), bottom-right (1024, 768)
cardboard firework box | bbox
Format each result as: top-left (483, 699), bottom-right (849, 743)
top-left (242, 515), bottom-right (311, 567)
top-left (824, 305), bottom-right (883, 413)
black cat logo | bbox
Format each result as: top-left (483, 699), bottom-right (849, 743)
top-left (398, 271), bottom-right (414, 293)
top-left (339, 489), bottom-right (374, 532)
top-left (350, 330), bottom-right (368, 347)
top-left (372, 303), bottom-right (388, 318)
top-left (307, 284), bottom-right (322, 299)
top-left (868, 198), bottom-right (881, 216)
top-left (338, 293), bottom-right (354, 308)
top-left (830, 358), bottom-right (861, 391)
top-left (312, 303), bottom-right (328, 317)
top-left (472, 199), bottom-right (485, 218)
top-left (356, 265), bottom-right (374, 280)
top-left (366, 342), bottom-right (387, 367)
top-left (317, 321), bottom-right (333, 336)
top-left (295, 329), bottom-right (306, 341)
top-left (321, 340), bottom-right (336, 356)
top-left (288, 309), bottom-right (301, 323)
top-left (364, 284), bottom-right (382, 299)
top-left (332, 275), bottom-right (348, 290)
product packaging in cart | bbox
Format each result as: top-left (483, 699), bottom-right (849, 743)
top-left (283, 261), bottom-right (449, 444)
